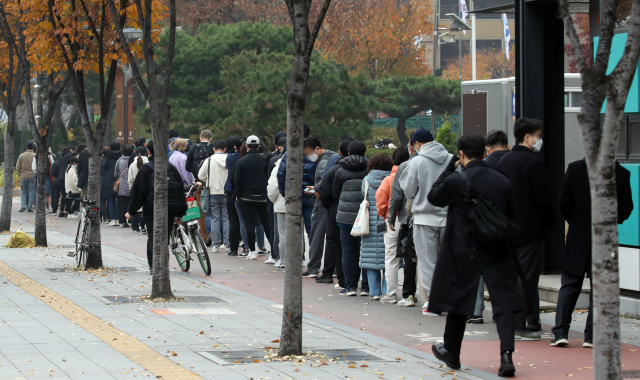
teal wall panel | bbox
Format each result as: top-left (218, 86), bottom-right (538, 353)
top-left (620, 164), bottom-right (640, 246)
top-left (595, 34), bottom-right (640, 113)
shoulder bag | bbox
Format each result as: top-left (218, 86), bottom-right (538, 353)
top-left (350, 180), bottom-right (370, 237)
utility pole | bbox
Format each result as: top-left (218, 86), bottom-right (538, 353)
top-left (459, 30), bottom-right (462, 81)
top-left (432, 0), bottom-right (439, 74)
top-left (471, 0), bottom-right (476, 80)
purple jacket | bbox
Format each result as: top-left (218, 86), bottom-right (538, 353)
top-left (169, 150), bottom-right (193, 185)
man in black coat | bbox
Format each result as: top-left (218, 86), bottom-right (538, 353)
top-left (427, 134), bottom-right (519, 377)
top-left (550, 159), bottom-right (633, 348)
top-left (76, 144), bottom-right (89, 197)
top-left (126, 140), bottom-right (187, 270)
top-left (103, 141), bottom-right (122, 225)
top-left (495, 118), bottom-right (555, 336)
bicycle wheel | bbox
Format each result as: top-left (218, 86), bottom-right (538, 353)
top-left (74, 208), bottom-right (85, 261)
top-left (170, 225), bottom-right (190, 272)
top-left (78, 219), bottom-right (91, 270)
top-left (192, 226), bottom-right (211, 275)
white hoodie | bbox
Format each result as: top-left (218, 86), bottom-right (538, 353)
top-left (65, 165), bottom-right (80, 194)
top-left (267, 158), bottom-right (285, 213)
top-left (128, 156), bottom-right (149, 189)
top-left (197, 153), bottom-right (228, 196)
top-left (399, 141), bottom-right (452, 227)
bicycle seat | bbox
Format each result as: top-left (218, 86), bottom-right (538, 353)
top-left (84, 200), bottom-right (97, 206)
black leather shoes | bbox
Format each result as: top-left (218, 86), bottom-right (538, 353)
top-left (315, 276), bottom-right (333, 283)
top-left (498, 351), bottom-right (516, 377)
top-left (526, 321), bottom-right (542, 332)
top-left (431, 343), bottom-right (461, 369)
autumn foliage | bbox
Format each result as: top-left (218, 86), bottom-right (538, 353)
top-left (442, 45), bottom-right (516, 81)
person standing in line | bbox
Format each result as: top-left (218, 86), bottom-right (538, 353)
top-left (169, 138), bottom-right (193, 186)
top-left (400, 128), bottom-right (454, 315)
top-left (197, 139), bottom-right (230, 253)
top-left (550, 158), bottom-right (633, 348)
top-left (128, 146), bottom-right (149, 233)
top-left (233, 135), bottom-right (272, 260)
top-left (495, 118), bottom-right (555, 338)
top-left (265, 135), bottom-right (287, 265)
top-left (75, 144), bottom-right (89, 198)
top-left (167, 129), bottom-right (180, 159)
top-left (375, 146), bottom-right (410, 304)
top-left (50, 151), bottom-right (62, 214)
top-left (127, 137), bottom-right (147, 169)
top-left (31, 146), bottom-right (55, 211)
top-left (224, 137), bottom-right (243, 256)
top-left (333, 140), bottom-right (369, 296)
top-left (103, 141), bottom-right (122, 226)
top-left (427, 134), bottom-right (519, 377)
top-left (267, 154), bottom-right (286, 268)
top-left (64, 156), bottom-right (81, 218)
top-left (468, 130), bottom-right (512, 324)
top-left (315, 136), bottom-right (355, 286)
top-left (16, 141), bottom-right (37, 212)
top-left (56, 145), bottom-right (76, 217)
top-left (360, 153), bottom-right (393, 300)
top-left (303, 137), bottom-right (336, 278)
top-left (126, 140), bottom-right (188, 270)
top-left (115, 145), bottom-right (133, 228)
top-left (99, 147), bottom-right (111, 223)
top-left (185, 130), bottom-right (214, 245)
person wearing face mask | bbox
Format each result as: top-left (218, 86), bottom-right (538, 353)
top-left (303, 137), bottom-right (335, 278)
top-left (276, 124), bottom-right (317, 261)
top-left (495, 118), bottom-right (555, 339)
top-left (427, 133), bottom-right (519, 377)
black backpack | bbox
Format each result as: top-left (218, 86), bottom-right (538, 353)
top-left (191, 142), bottom-right (213, 181)
top-left (147, 161), bottom-right (188, 217)
top-left (51, 159), bottom-right (60, 178)
top-left (460, 171), bottom-right (520, 249)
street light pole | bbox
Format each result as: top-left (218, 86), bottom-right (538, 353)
top-left (471, 0), bottom-right (476, 80)
top-left (459, 30), bottom-right (462, 81)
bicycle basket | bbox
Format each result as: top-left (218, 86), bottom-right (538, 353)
top-left (183, 197), bottom-right (201, 222)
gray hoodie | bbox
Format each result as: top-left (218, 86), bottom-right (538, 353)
top-left (399, 141), bottom-right (452, 226)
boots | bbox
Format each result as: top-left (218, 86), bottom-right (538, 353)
top-left (498, 351), bottom-right (516, 377)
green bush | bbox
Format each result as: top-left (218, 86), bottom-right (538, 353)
top-left (435, 115), bottom-right (457, 154)
top-left (0, 169), bottom-right (21, 189)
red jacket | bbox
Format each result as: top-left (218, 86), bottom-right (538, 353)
top-left (375, 165), bottom-right (398, 219)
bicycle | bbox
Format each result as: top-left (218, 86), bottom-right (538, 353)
top-left (170, 183), bottom-right (211, 275)
top-left (70, 197), bottom-right (100, 270)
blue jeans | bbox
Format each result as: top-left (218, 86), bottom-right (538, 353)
top-left (339, 225), bottom-right (368, 291)
top-left (108, 193), bottom-right (118, 220)
top-left (235, 201), bottom-right (265, 248)
top-left (210, 196), bottom-right (229, 247)
top-left (20, 177), bottom-right (36, 210)
top-left (367, 269), bottom-right (387, 296)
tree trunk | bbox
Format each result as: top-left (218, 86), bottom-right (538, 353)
top-left (396, 117), bottom-right (409, 146)
top-left (1, 111), bottom-right (15, 232)
top-left (84, 135), bottom-right (104, 269)
top-left (280, 53), bottom-right (309, 356)
top-left (34, 147), bottom-right (48, 246)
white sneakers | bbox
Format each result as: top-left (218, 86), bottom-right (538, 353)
top-left (246, 251), bottom-right (258, 260)
top-left (274, 259), bottom-right (285, 268)
top-left (422, 301), bottom-right (441, 316)
top-left (380, 294), bottom-right (398, 304)
top-left (265, 257), bottom-right (276, 264)
top-left (67, 214), bottom-right (79, 219)
top-left (108, 220), bottom-right (118, 226)
top-left (397, 296), bottom-right (416, 307)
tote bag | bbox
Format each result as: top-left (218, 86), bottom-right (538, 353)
top-left (350, 180), bottom-right (370, 237)
top-left (201, 158), bottom-right (211, 214)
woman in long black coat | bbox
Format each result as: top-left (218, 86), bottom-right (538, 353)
top-left (102, 142), bottom-right (121, 224)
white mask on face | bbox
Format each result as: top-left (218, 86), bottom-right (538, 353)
top-left (306, 148), bottom-right (318, 162)
top-left (531, 137), bottom-right (543, 152)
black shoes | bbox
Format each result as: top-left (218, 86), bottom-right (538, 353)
top-left (18, 208), bottom-right (26, 212)
top-left (302, 271), bottom-right (318, 278)
top-left (466, 316), bottom-right (484, 324)
top-left (526, 321), bottom-right (542, 332)
top-left (431, 343), bottom-right (461, 369)
top-left (27, 209), bottom-right (33, 212)
top-left (315, 276), bottom-right (333, 283)
top-left (498, 351), bottom-right (516, 377)
top-left (550, 336), bottom-right (569, 347)
top-left (515, 329), bottom-right (541, 340)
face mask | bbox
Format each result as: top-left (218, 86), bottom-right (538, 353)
top-left (306, 148), bottom-right (318, 162)
top-left (531, 137), bottom-right (543, 152)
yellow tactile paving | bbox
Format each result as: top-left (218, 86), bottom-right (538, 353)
top-left (0, 260), bottom-right (203, 380)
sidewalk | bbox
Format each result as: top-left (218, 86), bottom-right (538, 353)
top-left (0, 228), bottom-right (495, 380)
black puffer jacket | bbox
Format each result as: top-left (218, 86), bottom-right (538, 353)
top-left (317, 155), bottom-right (347, 220)
top-left (102, 150), bottom-right (121, 198)
top-left (333, 155), bottom-right (368, 225)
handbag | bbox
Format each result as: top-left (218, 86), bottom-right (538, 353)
top-left (460, 171), bottom-right (520, 249)
top-left (200, 158), bottom-right (210, 214)
top-left (396, 217), bottom-right (416, 259)
top-left (350, 180), bottom-right (370, 237)
top-left (113, 169), bottom-right (125, 193)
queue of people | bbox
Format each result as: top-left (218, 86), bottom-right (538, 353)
top-left (17, 118), bottom-right (633, 378)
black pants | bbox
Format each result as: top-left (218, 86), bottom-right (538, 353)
top-left (58, 182), bottom-right (68, 213)
top-left (552, 273), bottom-right (593, 341)
top-left (66, 193), bottom-right (81, 214)
top-left (319, 217), bottom-right (344, 285)
top-left (100, 198), bottom-right (110, 222)
top-left (227, 194), bottom-right (241, 252)
top-left (238, 200), bottom-right (272, 252)
top-left (131, 214), bottom-right (146, 231)
top-left (145, 215), bottom-right (175, 270)
top-left (444, 312), bottom-right (515, 357)
top-left (402, 258), bottom-right (418, 299)
top-left (51, 181), bottom-right (61, 213)
top-left (514, 239), bottom-right (544, 329)
top-left (118, 195), bottom-right (130, 224)
top-left (267, 200), bottom-right (279, 259)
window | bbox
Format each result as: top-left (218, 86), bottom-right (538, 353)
top-left (564, 89), bottom-right (583, 110)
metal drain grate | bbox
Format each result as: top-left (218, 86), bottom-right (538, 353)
top-left (104, 295), bottom-right (224, 304)
top-left (199, 348), bottom-right (388, 365)
top-left (623, 371), bottom-right (640, 378)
